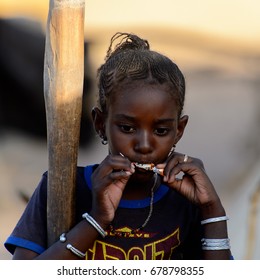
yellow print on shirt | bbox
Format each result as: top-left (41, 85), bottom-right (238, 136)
top-left (86, 228), bottom-right (180, 260)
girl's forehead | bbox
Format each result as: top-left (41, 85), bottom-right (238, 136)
top-left (108, 81), bottom-right (179, 117)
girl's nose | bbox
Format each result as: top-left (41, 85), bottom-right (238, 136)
top-left (134, 131), bottom-right (153, 154)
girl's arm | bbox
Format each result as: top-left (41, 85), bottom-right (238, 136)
top-left (13, 215), bottom-right (105, 260)
top-left (157, 153), bottom-right (231, 260)
top-left (13, 155), bottom-right (135, 260)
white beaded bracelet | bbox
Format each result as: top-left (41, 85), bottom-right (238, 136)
top-left (201, 238), bottom-right (230, 251)
top-left (201, 215), bottom-right (229, 225)
top-left (59, 233), bottom-right (86, 259)
top-left (82, 213), bottom-right (107, 238)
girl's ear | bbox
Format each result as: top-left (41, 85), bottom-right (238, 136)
top-left (91, 107), bottom-right (106, 137)
top-left (174, 115), bottom-right (189, 144)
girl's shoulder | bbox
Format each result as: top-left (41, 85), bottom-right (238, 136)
top-left (39, 165), bottom-right (92, 187)
top-left (33, 166), bottom-right (93, 205)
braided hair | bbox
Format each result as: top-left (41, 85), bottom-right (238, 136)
top-left (97, 32), bottom-right (186, 116)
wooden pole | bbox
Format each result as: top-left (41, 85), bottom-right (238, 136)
top-left (44, 0), bottom-right (85, 246)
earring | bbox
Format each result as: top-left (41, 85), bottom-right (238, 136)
top-left (98, 130), bottom-right (108, 145)
top-left (167, 144), bottom-right (176, 157)
top-left (102, 138), bottom-right (108, 145)
top-left (101, 135), bottom-right (108, 145)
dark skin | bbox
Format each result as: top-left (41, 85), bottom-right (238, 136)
top-left (13, 81), bottom-right (231, 259)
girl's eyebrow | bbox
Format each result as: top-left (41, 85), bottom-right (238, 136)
top-left (154, 118), bottom-right (176, 124)
top-left (114, 114), bottom-right (135, 121)
top-left (114, 114), bottom-right (176, 123)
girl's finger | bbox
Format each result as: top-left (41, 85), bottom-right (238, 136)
top-left (94, 155), bottom-right (135, 177)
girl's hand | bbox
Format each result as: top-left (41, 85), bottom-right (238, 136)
top-left (156, 153), bottom-right (223, 215)
top-left (90, 155), bottom-right (135, 227)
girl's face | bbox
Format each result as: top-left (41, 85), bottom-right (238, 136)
top-left (102, 81), bottom-right (188, 166)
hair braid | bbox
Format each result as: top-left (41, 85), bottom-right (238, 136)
top-left (105, 32), bottom-right (150, 61)
top-left (97, 32), bottom-right (185, 115)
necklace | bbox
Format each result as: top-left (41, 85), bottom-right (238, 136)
top-left (108, 173), bottom-right (158, 237)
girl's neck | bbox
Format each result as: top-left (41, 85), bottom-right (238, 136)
top-left (122, 174), bottom-right (160, 200)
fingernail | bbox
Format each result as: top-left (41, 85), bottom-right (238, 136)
top-left (125, 171), bottom-right (132, 176)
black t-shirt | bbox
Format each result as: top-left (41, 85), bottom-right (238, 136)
top-left (5, 165), bottom-right (203, 260)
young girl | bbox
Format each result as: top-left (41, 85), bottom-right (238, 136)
top-left (5, 32), bottom-right (231, 260)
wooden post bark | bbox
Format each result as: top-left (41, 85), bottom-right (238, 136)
top-left (44, 0), bottom-right (85, 246)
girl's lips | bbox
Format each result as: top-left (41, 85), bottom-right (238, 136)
top-left (119, 154), bottom-right (164, 175)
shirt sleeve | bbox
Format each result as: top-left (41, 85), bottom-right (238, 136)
top-left (4, 173), bottom-right (48, 255)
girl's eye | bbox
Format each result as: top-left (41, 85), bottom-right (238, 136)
top-left (119, 125), bottom-right (135, 133)
top-left (154, 128), bottom-right (170, 136)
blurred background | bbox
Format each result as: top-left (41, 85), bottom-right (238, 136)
top-left (0, 0), bottom-right (259, 260)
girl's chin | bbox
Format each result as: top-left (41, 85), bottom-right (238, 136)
top-left (131, 169), bottom-right (154, 180)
